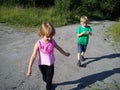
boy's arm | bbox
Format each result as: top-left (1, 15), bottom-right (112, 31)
top-left (26, 42), bottom-right (39, 77)
top-left (89, 32), bottom-right (92, 35)
top-left (88, 26), bottom-right (92, 36)
top-left (77, 32), bottom-right (86, 37)
top-left (54, 41), bottom-right (70, 56)
top-left (76, 26), bottom-right (86, 37)
top-left (85, 31), bottom-right (92, 35)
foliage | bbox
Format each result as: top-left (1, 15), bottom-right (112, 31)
top-left (0, 0), bottom-right (35, 7)
top-left (54, 0), bottom-right (120, 21)
top-left (100, 0), bottom-right (120, 19)
top-left (54, 0), bottom-right (71, 24)
top-left (0, 6), bottom-right (62, 27)
top-left (0, 0), bottom-right (120, 28)
top-left (35, 0), bottom-right (54, 7)
top-left (108, 21), bottom-right (120, 42)
top-left (0, 0), bottom-right (54, 7)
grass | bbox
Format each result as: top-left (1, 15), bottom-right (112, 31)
top-left (0, 6), bottom-right (67, 30)
top-left (0, 6), bottom-right (120, 40)
top-left (108, 21), bottom-right (120, 42)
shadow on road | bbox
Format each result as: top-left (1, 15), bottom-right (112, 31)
top-left (82, 53), bottom-right (120, 67)
top-left (53, 68), bottom-right (120, 90)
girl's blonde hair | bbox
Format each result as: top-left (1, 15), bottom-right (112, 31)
top-left (38, 22), bottom-right (56, 37)
top-left (80, 15), bottom-right (88, 23)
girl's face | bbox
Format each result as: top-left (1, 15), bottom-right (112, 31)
top-left (42, 35), bottom-right (52, 42)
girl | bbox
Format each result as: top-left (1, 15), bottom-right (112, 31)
top-left (26, 22), bottom-right (70, 90)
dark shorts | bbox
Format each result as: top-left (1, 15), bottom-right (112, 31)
top-left (77, 44), bottom-right (87, 53)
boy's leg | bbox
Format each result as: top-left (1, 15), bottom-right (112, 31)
top-left (77, 53), bottom-right (81, 66)
top-left (46, 64), bottom-right (54, 90)
top-left (81, 52), bottom-right (85, 61)
top-left (81, 52), bottom-right (85, 56)
top-left (77, 53), bottom-right (80, 60)
top-left (80, 45), bottom-right (87, 61)
top-left (77, 44), bottom-right (82, 66)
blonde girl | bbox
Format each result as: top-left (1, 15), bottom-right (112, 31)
top-left (26, 22), bottom-right (70, 90)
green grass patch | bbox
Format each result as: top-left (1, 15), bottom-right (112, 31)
top-left (108, 21), bottom-right (120, 42)
top-left (0, 6), bottom-right (67, 30)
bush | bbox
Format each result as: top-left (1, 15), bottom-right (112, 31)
top-left (108, 21), bottom-right (120, 42)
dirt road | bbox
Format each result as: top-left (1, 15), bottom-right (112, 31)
top-left (0, 21), bottom-right (120, 90)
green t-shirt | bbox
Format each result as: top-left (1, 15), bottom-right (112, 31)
top-left (76, 25), bottom-right (92, 45)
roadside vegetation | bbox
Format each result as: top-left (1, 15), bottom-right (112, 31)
top-left (108, 20), bottom-right (120, 42)
top-left (0, 6), bottom-right (64, 27)
top-left (0, 0), bottom-right (120, 42)
top-left (0, 0), bottom-right (120, 28)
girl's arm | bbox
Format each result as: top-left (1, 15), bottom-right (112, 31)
top-left (54, 41), bottom-right (70, 56)
top-left (26, 42), bottom-right (39, 77)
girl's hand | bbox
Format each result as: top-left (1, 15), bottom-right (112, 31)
top-left (26, 70), bottom-right (32, 77)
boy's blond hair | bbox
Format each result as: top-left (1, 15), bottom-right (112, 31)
top-left (80, 15), bottom-right (88, 23)
top-left (38, 22), bottom-right (56, 37)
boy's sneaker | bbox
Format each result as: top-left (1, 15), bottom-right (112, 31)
top-left (80, 56), bottom-right (85, 61)
top-left (77, 60), bottom-right (82, 67)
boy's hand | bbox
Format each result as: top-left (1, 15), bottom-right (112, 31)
top-left (82, 32), bottom-right (86, 34)
top-left (85, 31), bottom-right (89, 34)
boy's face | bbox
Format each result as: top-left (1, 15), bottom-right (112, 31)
top-left (80, 21), bottom-right (87, 27)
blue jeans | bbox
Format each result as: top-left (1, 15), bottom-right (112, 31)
top-left (77, 44), bottom-right (87, 53)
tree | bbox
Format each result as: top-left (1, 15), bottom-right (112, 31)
top-left (100, 0), bottom-right (120, 19)
top-left (35, 0), bottom-right (54, 7)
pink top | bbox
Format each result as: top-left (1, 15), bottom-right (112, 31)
top-left (37, 39), bottom-right (55, 66)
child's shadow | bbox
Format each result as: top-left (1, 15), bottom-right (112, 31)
top-left (52, 68), bottom-right (120, 90)
top-left (82, 53), bottom-right (120, 67)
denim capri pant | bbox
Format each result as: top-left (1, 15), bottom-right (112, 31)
top-left (78, 44), bottom-right (87, 53)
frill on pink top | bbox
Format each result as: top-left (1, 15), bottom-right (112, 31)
top-left (37, 39), bottom-right (55, 66)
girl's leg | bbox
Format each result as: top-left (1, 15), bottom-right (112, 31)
top-left (39, 65), bottom-right (47, 82)
top-left (46, 64), bottom-right (54, 90)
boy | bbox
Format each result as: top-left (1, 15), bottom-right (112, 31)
top-left (76, 15), bottom-right (92, 67)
